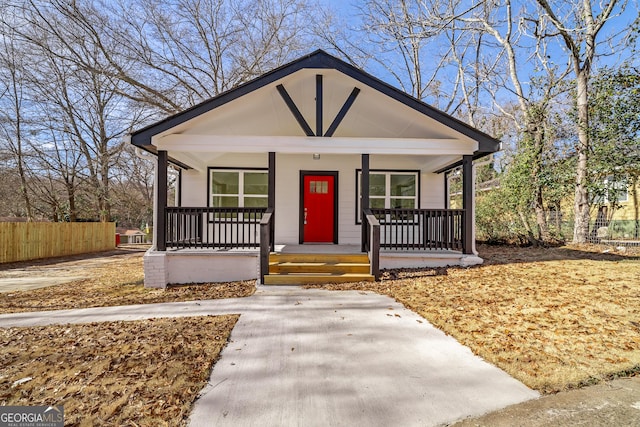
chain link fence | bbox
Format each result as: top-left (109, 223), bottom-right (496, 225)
top-left (586, 219), bottom-right (640, 245)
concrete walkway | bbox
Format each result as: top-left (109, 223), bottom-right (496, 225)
top-left (0, 286), bottom-right (538, 426)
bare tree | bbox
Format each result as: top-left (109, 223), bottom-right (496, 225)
top-left (347, 0), bottom-right (570, 242)
top-left (13, 0), bottom-right (138, 222)
top-left (28, 121), bottom-right (85, 222)
top-left (0, 160), bottom-right (27, 218)
top-left (356, 0), bottom-right (453, 101)
top-left (94, 0), bottom-right (316, 111)
top-left (17, 0), bottom-right (183, 115)
top-left (0, 18), bottom-right (34, 220)
top-left (533, 0), bottom-right (627, 243)
top-left (451, 0), bottom-right (573, 242)
top-left (110, 146), bottom-right (155, 229)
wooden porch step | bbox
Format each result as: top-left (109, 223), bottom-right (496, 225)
top-left (263, 273), bottom-right (375, 285)
top-left (270, 262), bottom-right (370, 274)
top-left (269, 253), bottom-right (370, 264)
top-left (264, 252), bottom-right (373, 285)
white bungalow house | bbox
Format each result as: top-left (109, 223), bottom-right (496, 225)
top-left (116, 227), bottom-right (147, 244)
top-left (130, 50), bottom-right (500, 288)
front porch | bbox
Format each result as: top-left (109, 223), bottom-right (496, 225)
top-left (144, 179), bottom-right (480, 287)
top-left (143, 149), bottom-right (480, 287)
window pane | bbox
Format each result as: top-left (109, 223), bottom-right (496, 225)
top-left (310, 181), bottom-right (329, 194)
top-left (391, 174), bottom-right (415, 196)
top-left (212, 196), bottom-right (238, 219)
top-left (391, 198), bottom-right (416, 209)
top-left (370, 198), bottom-right (385, 209)
top-left (244, 197), bottom-right (268, 208)
top-left (614, 180), bottom-right (628, 202)
top-left (617, 191), bottom-right (628, 202)
top-left (212, 196), bottom-right (238, 207)
top-left (212, 172), bottom-right (238, 194)
top-left (369, 174), bottom-right (386, 196)
top-left (244, 172), bottom-right (268, 195)
top-left (244, 197), bottom-right (267, 218)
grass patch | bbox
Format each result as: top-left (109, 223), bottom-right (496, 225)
top-left (0, 254), bottom-right (254, 314)
top-left (0, 315), bottom-right (238, 426)
top-left (307, 244), bottom-right (640, 393)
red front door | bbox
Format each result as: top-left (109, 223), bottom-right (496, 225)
top-left (303, 174), bottom-right (335, 243)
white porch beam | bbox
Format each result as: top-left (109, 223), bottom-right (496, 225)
top-left (154, 134), bottom-right (477, 156)
top-left (417, 155), bottom-right (462, 172)
top-left (167, 152), bottom-right (209, 172)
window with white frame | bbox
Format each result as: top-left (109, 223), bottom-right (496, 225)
top-left (209, 169), bottom-right (268, 216)
top-left (356, 170), bottom-right (419, 222)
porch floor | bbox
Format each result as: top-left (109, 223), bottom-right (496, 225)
top-left (275, 244), bottom-right (463, 255)
top-left (275, 244), bottom-right (360, 254)
top-left (164, 245), bottom-right (463, 255)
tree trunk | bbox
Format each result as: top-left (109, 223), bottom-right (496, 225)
top-left (16, 151), bottom-right (33, 221)
top-left (99, 139), bottom-right (111, 222)
top-left (554, 201), bottom-right (563, 234)
top-left (573, 72), bottom-right (591, 243)
top-left (66, 182), bottom-right (77, 222)
top-left (10, 66), bottom-right (34, 222)
top-left (632, 175), bottom-right (639, 239)
top-left (529, 121), bottom-right (550, 242)
top-left (518, 209), bottom-right (537, 246)
top-left (534, 198), bottom-right (549, 241)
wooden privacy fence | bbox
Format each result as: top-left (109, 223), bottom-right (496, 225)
top-left (0, 222), bottom-right (116, 264)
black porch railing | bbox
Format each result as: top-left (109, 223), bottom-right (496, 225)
top-left (369, 208), bottom-right (465, 251)
top-left (165, 206), bottom-right (463, 255)
top-left (165, 207), bottom-right (267, 249)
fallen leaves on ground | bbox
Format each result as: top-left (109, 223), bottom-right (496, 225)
top-left (0, 253), bottom-right (254, 314)
top-left (307, 244), bottom-right (640, 393)
top-left (0, 315), bottom-right (238, 426)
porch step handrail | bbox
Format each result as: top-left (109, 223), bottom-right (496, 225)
top-left (370, 208), bottom-right (465, 251)
top-left (259, 207), bottom-right (274, 283)
top-left (165, 206), bottom-right (267, 249)
top-left (363, 208), bottom-right (380, 280)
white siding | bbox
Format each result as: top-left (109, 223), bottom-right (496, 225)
top-left (181, 169), bottom-right (208, 206)
top-left (179, 153), bottom-right (447, 245)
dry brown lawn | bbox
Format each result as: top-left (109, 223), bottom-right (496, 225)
top-left (308, 244), bottom-right (640, 393)
top-left (0, 315), bottom-right (238, 426)
top-left (1, 242), bottom-right (639, 427)
top-left (0, 253), bottom-right (254, 314)
top-left (0, 251), bottom-right (250, 425)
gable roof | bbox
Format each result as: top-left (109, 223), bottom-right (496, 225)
top-left (130, 50), bottom-right (500, 164)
